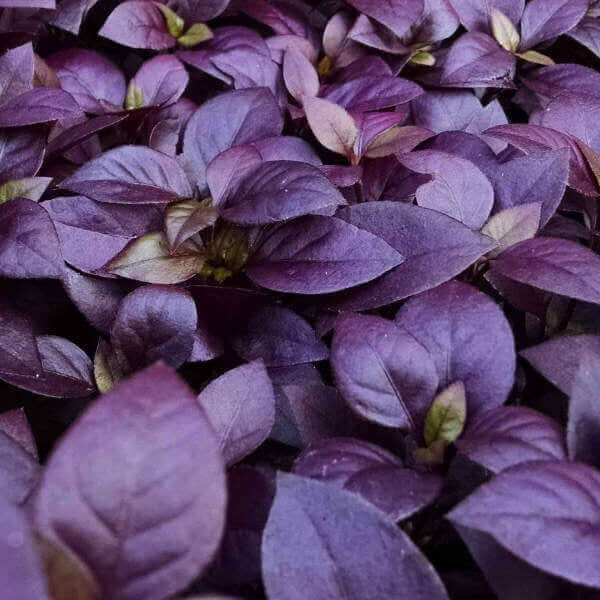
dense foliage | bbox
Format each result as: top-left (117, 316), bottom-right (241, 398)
top-left (3, 0), bottom-right (600, 598)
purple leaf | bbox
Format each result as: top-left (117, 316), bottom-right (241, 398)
top-left (293, 437), bottom-right (404, 485)
top-left (488, 149), bottom-right (569, 226)
top-left (400, 150), bottom-right (493, 229)
top-left (568, 16), bottom-right (600, 58)
top-left (0, 128), bottom-right (46, 184)
top-left (411, 90), bottom-right (482, 133)
top-left (46, 49), bottom-right (126, 113)
top-left (441, 32), bottom-right (516, 88)
top-left (44, 196), bottom-right (162, 273)
top-left (198, 360), bottom-right (275, 465)
top-left (344, 0), bottom-right (425, 38)
top-left (0, 43), bottom-right (34, 105)
top-left (303, 96), bottom-right (358, 158)
top-left (0, 407), bottom-right (38, 459)
top-left (521, 334), bottom-right (600, 396)
top-left (0, 198), bottom-right (62, 280)
top-left (522, 63), bottom-right (600, 105)
top-left (481, 203), bottom-right (541, 257)
top-left (520, 0), bottom-right (588, 50)
top-left (568, 355), bottom-right (600, 467)
top-left (110, 285), bottom-right (197, 370)
top-left (332, 313), bottom-right (438, 430)
top-left (99, 0), bottom-right (176, 50)
top-left (484, 123), bottom-right (600, 196)
top-left (491, 237), bottom-right (600, 305)
top-left (448, 460), bottom-right (600, 588)
top-left (220, 160), bottom-right (346, 225)
top-left (183, 87), bottom-right (283, 193)
top-left (246, 215), bottom-right (404, 295)
top-left (282, 49), bottom-right (318, 102)
top-left (231, 306), bottom-right (328, 367)
top-left (456, 406), bottom-right (566, 473)
top-left (61, 145), bottom-right (192, 204)
top-left (50, 0), bottom-right (99, 34)
top-left (165, 199), bottom-right (218, 251)
top-left (0, 495), bottom-right (49, 599)
top-left (447, 0), bottom-right (524, 33)
top-left (323, 76), bottom-right (423, 112)
top-left (167, 0), bottom-right (230, 21)
top-left (131, 55), bottom-right (189, 108)
top-left (0, 430), bottom-right (40, 504)
top-left (34, 363), bottom-right (227, 600)
top-left (249, 136), bottom-right (321, 165)
top-left (396, 281), bottom-right (516, 417)
top-left (326, 201), bottom-right (495, 311)
top-left (0, 88), bottom-right (80, 128)
top-left (262, 472), bottom-right (450, 600)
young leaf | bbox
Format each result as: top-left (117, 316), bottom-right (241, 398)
top-left (303, 96), bottom-right (358, 159)
top-left (178, 23), bottom-right (213, 47)
top-left (198, 360), bottom-right (275, 465)
top-left (34, 363), bottom-right (227, 600)
top-left (262, 473), bottom-right (450, 600)
top-left (481, 203), bottom-right (541, 257)
top-left (165, 199), bottom-right (218, 251)
top-left (156, 3), bottom-right (185, 38)
top-left (490, 9), bottom-right (520, 52)
top-left (0, 177), bottom-right (51, 204)
top-left (283, 49), bottom-right (319, 103)
top-left (130, 55), bottom-right (189, 108)
top-left (424, 381), bottom-right (467, 447)
top-left (331, 313), bottom-right (439, 430)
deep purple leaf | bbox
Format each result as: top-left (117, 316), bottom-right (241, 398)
top-left (46, 48), bottom-right (126, 113)
top-left (110, 285), bottom-right (197, 370)
top-left (0, 88), bottom-right (80, 128)
top-left (447, 0), bottom-right (524, 33)
top-left (326, 201), bottom-right (495, 311)
top-left (331, 313), bottom-right (439, 430)
top-left (0, 128), bottom-right (45, 184)
top-left (0, 430), bottom-right (40, 504)
top-left (183, 87), bottom-right (283, 193)
top-left (231, 305), bottom-right (328, 367)
top-left (491, 237), bottom-right (600, 305)
top-left (131, 55), bottom-right (189, 108)
top-left (396, 281), bottom-right (516, 417)
top-left (246, 215), bottom-right (404, 295)
top-left (344, 0), bottom-right (425, 38)
top-left (448, 460), bottom-right (600, 588)
top-left (99, 1), bottom-right (176, 50)
top-left (61, 145), bottom-right (192, 204)
top-left (198, 360), bottom-right (275, 465)
top-left (282, 49), bottom-right (318, 102)
top-left (0, 43), bottom-right (34, 106)
top-left (34, 363), bottom-right (227, 600)
top-left (456, 406), bottom-right (566, 473)
top-left (0, 198), bottom-right (62, 280)
top-left (569, 16), bottom-right (600, 58)
top-left (50, 0), bottom-right (99, 34)
top-left (0, 407), bottom-right (38, 459)
top-left (262, 472), bottom-right (450, 600)
top-left (220, 160), bottom-right (346, 225)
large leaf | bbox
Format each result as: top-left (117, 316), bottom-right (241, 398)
top-left (399, 150), bottom-right (493, 229)
top-left (456, 406), bottom-right (566, 473)
top-left (99, 1), bottom-right (176, 50)
top-left (45, 196), bottom-right (162, 273)
top-left (490, 237), bottom-right (600, 305)
top-left (331, 313), bottom-right (438, 430)
top-left (198, 360), bottom-right (275, 465)
top-left (327, 202), bottom-right (495, 310)
top-left (0, 198), bottom-right (62, 280)
top-left (61, 145), bottom-right (192, 204)
top-left (34, 363), bottom-right (227, 600)
top-left (183, 87), bottom-right (283, 193)
top-left (448, 460), bottom-right (600, 588)
top-left (262, 472), bottom-right (449, 600)
top-left (0, 43), bottom-right (34, 105)
top-left (220, 160), bottom-right (346, 224)
top-left (0, 88), bottom-right (81, 128)
top-left (110, 285), bottom-right (197, 370)
top-left (396, 281), bottom-right (515, 417)
top-left (246, 215), bottom-right (403, 294)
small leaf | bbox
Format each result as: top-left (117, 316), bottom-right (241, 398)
top-left (303, 96), bottom-right (358, 159)
top-left (93, 339), bottom-right (127, 394)
top-left (283, 49), bottom-right (319, 103)
top-left (482, 203), bottom-right (541, 257)
top-left (165, 199), bottom-right (218, 251)
top-left (410, 51), bottom-right (436, 66)
top-left (124, 81), bottom-right (144, 109)
top-left (516, 50), bottom-right (555, 65)
top-left (490, 9), bottom-right (520, 52)
top-left (178, 23), bottom-right (213, 47)
top-left (424, 381), bottom-right (467, 447)
top-left (105, 232), bottom-right (206, 284)
top-left (156, 2), bottom-right (184, 37)
top-left (0, 177), bottom-right (51, 205)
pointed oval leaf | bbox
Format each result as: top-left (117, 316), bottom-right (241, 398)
top-left (396, 281), bottom-right (516, 417)
top-left (481, 203), bottom-right (541, 257)
top-left (198, 360), bottom-right (275, 465)
top-left (0, 430), bottom-right (40, 504)
top-left (424, 381), bottom-right (467, 446)
top-left (282, 49), bottom-right (319, 102)
top-left (490, 9), bottom-right (520, 51)
top-left (262, 472), bottom-right (449, 600)
top-left (0, 88), bottom-right (80, 128)
top-left (456, 406), bottom-right (566, 473)
top-left (131, 55), bottom-right (189, 108)
top-left (0, 43), bottom-right (34, 105)
top-left (332, 313), bottom-right (439, 430)
top-left (34, 363), bottom-right (227, 600)
top-left (344, 0), bottom-right (425, 38)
